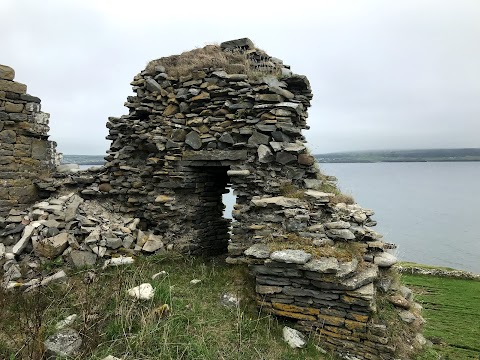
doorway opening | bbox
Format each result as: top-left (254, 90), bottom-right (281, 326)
top-left (190, 165), bottom-right (232, 256)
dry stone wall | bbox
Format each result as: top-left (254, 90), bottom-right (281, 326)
top-left (0, 40), bottom-right (425, 359)
top-left (95, 39), bottom-right (424, 359)
top-left (0, 64), bottom-right (58, 216)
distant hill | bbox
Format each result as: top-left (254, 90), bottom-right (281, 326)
top-left (314, 148), bottom-right (480, 163)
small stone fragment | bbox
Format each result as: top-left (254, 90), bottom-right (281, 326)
top-left (283, 326), bottom-right (306, 348)
top-left (127, 283), bottom-right (154, 300)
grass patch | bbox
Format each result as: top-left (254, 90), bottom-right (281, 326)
top-left (0, 254), bottom-right (331, 360)
top-left (402, 274), bottom-right (480, 359)
top-left (146, 44), bottom-right (281, 79)
top-left (279, 183), bottom-right (305, 199)
top-left (398, 262), bottom-right (457, 271)
top-left (268, 233), bottom-right (365, 262)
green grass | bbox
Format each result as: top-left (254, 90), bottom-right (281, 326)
top-left (398, 262), bottom-right (457, 271)
top-left (403, 274), bottom-right (480, 359)
top-left (0, 254), bottom-right (332, 360)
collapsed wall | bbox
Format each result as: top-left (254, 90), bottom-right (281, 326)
top-left (98, 39), bottom-right (424, 359)
top-left (0, 65), bottom-right (58, 216)
top-left (0, 39), bottom-right (425, 359)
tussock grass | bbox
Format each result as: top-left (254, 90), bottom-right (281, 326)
top-left (402, 274), bottom-right (480, 360)
top-left (0, 254), bottom-right (329, 359)
top-left (268, 234), bottom-right (365, 262)
top-left (146, 43), bottom-right (281, 79)
top-left (279, 182), bottom-right (305, 199)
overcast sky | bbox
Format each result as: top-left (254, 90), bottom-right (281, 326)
top-left (1, 0), bottom-right (479, 154)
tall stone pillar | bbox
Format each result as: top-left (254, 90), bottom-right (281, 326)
top-left (0, 64), bottom-right (57, 216)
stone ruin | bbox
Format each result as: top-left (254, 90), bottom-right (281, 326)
top-left (0, 64), bottom-right (58, 216)
top-left (0, 39), bottom-right (426, 359)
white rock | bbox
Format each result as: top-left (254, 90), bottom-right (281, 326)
top-left (127, 283), bottom-right (154, 300)
top-left (251, 196), bottom-right (304, 208)
top-left (270, 250), bottom-right (312, 264)
top-left (40, 270), bottom-right (67, 286)
top-left (0, 243), bottom-right (5, 258)
top-left (55, 314), bottom-right (78, 330)
top-left (102, 356), bottom-right (122, 360)
top-left (374, 252), bottom-right (398, 268)
top-left (44, 327), bottom-right (82, 357)
top-left (142, 234), bottom-right (164, 252)
top-left (90, 244), bottom-right (107, 257)
top-left (12, 224), bottom-right (35, 255)
top-left (5, 252), bottom-right (15, 260)
top-left (152, 270), bottom-right (167, 280)
top-left (283, 326), bottom-right (306, 348)
top-left (190, 279), bottom-right (202, 285)
top-left (103, 256), bottom-right (134, 269)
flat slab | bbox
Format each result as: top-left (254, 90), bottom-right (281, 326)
top-left (182, 150), bottom-right (248, 161)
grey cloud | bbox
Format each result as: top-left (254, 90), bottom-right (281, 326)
top-left (1, 0), bottom-right (479, 154)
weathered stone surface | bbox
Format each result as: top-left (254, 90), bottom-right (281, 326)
top-left (220, 38), bottom-right (255, 50)
top-left (257, 144), bottom-right (273, 163)
top-left (0, 65), bottom-right (15, 80)
top-left (33, 233), bottom-right (71, 259)
top-left (0, 79), bottom-right (26, 94)
top-left (142, 234), bottom-right (164, 252)
top-left (68, 250), bottom-right (97, 268)
top-left (270, 250), bottom-right (312, 264)
top-left (326, 228), bottom-right (356, 240)
top-left (244, 243), bottom-right (270, 259)
top-left (184, 130), bottom-right (201, 150)
top-left (302, 257), bottom-right (339, 273)
top-left (251, 196), bottom-right (304, 208)
top-left (304, 190), bottom-right (333, 202)
top-left (374, 252), bottom-right (398, 267)
top-left (276, 151), bottom-right (297, 164)
top-left (298, 153), bottom-right (315, 166)
top-left (283, 326), bottom-right (306, 348)
top-left (341, 265), bottom-right (378, 290)
top-left (248, 131), bottom-right (270, 146)
top-left (398, 310), bottom-right (416, 323)
top-left (389, 295), bottom-right (410, 309)
top-left (256, 284), bottom-right (282, 294)
top-left (44, 328), bottom-right (82, 358)
top-left (127, 283), bottom-right (154, 300)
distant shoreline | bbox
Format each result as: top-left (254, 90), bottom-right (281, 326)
top-left (314, 148), bottom-right (480, 163)
top-left (316, 159), bottom-right (480, 163)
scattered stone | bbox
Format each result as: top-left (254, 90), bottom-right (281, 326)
top-left (103, 256), bottom-right (134, 269)
top-left (55, 314), bottom-right (78, 330)
top-left (142, 234), bottom-right (164, 252)
top-left (152, 270), bottom-right (167, 280)
top-left (127, 283), bottom-right (155, 300)
top-left (44, 327), bottom-right (82, 358)
top-left (283, 326), bottom-right (306, 348)
top-left (220, 292), bottom-right (240, 307)
top-left (33, 233), bottom-right (70, 259)
top-left (190, 279), bottom-right (201, 285)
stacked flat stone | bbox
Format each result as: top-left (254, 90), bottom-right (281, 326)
top-left (0, 64), bottom-right (58, 216)
top-left (98, 39), bottom-right (424, 359)
top-left (0, 39), bottom-right (425, 360)
top-left (103, 39), bottom-right (315, 255)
